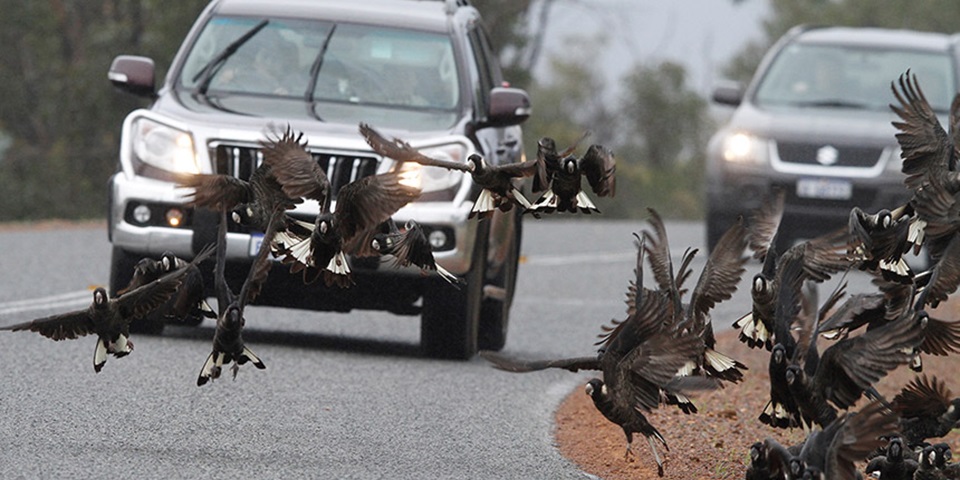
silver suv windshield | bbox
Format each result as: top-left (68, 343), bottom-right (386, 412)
top-left (178, 16), bottom-right (461, 127)
top-left (754, 42), bottom-right (955, 112)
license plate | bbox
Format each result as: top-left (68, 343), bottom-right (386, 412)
top-left (249, 232), bottom-right (264, 257)
top-left (796, 178), bottom-right (852, 200)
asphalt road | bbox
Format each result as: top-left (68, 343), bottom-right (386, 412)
top-left (0, 218), bottom-right (867, 478)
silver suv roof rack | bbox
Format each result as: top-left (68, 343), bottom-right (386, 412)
top-left (444, 0), bottom-right (470, 14)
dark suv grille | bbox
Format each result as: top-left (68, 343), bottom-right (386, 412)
top-left (211, 144), bottom-right (380, 200)
top-left (776, 141), bottom-right (882, 168)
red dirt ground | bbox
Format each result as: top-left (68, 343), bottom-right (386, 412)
top-left (555, 302), bottom-right (960, 479)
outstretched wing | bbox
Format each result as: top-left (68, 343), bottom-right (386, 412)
top-left (116, 244), bottom-right (214, 320)
top-left (892, 374), bottom-right (951, 419)
top-left (579, 144), bottom-right (616, 197)
top-left (817, 314), bottom-right (924, 410)
top-left (493, 157), bottom-right (540, 178)
top-left (360, 122), bottom-right (471, 171)
top-left (176, 173), bottom-right (252, 211)
top-left (479, 351), bottom-right (600, 373)
top-left (533, 137), bottom-right (560, 193)
top-left (747, 188), bottom-right (785, 264)
top-left (0, 309), bottom-right (96, 341)
top-left (890, 70), bottom-right (953, 190)
top-left (826, 400), bottom-right (900, 480)
top-left (335, 171), bottom-right (421, 244)
top-left (689, 216), bottom-right (749, 326)
top-left (239, 209), bottom-right (282, 307)
top-left (260, 125), bottom-right (330, 205)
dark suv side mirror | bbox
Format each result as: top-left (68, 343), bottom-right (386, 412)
top-left (485, 87), bottom-right (532, 127)
top-left (108, 55), bottom-right (156, 98)
top-left (712, 81), bottom-right (744, 107)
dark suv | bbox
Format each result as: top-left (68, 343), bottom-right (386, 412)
top-left (706, 25), bottom-right (960, 251)
top-left (105, 0), bottom-right (532, 359)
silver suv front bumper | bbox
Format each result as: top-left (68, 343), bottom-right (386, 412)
top-left (108, 172), bottom-right (481, 276)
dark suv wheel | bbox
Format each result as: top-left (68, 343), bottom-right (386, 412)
top-left (420, 222), bottom-right (489, 360)
top-left (706, 208), bottom-right (738, 254)
top-left (478, 215), bottom-right (521, 351)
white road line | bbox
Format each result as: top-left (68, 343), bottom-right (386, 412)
top-left (521, 248), bottom-right (695, 267)
top-left (0, 290), bottom-right (92, 315)
top-left (521, 251), bottom-right (635, 266)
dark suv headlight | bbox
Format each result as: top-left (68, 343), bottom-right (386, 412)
top-left (129, 117), bottom-right (200, 179)
top-left (720, 131), bottom-right (769, 166)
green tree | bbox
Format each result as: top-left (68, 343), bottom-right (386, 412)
top-left (608, 61), bottom-right (711, 219)
top-left (524, 35), bottom-right (710, 219)
top-left (0, 0), bottom-right (207, 221)
top-left (473, 0), bottom-right (554, 89)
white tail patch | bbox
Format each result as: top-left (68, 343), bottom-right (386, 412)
top-left (197, 351), bottom-right (228, 386)
top-left (761, 401), bottom-right (775, 418)
top-left (676, 361), bottom-right (696, 377)
top-left (113, 334), bottom-right (132, 354)
top-left (201, 300), bottom-right (215, 314)
top-left (285, 237), bottom-right (314, 266)
top-left (198, 352), bottom-right (217, 386)
top-left (242, 346), bottom-right (266, 369)
top-left (93, 338), bottom-right (108, 373)
top-left (531, 190), bottom-right (557, 210)
top-left (472, 190), bottom-right (497, 216)
top-left (272, 231), bottom-right (299, 252)
top-left (646, 435), bottom-right (664, 474)
top-left (755, 322), bottom-right (770, 343)
top-left (575, 191), bottom-right (599, 212)
top-left (705, 349), bottom-right (738, 372)
top-left (325, 251), bottom-right (351, 276)
top-left (435, 264), bottom-right (462, 287)
top-left (733, 312), bottom-right (752, 329)
top-left (880, 258), bottom-right (911, 277)
top-left (511, 187), bottom-right (533, 210)
top-left (820, 329), bottom-right (841, 340)
top-left (908, 218), bottom-right (926, 247)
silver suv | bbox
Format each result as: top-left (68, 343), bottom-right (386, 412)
top-left (706, 25), bottom-right (960, 252)
top-left (105, 0), bottom-right (531, 359)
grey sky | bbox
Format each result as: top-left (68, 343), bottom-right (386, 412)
top-left (535, 0), bottom-right (771, 95)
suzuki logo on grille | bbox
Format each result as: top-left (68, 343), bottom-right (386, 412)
top-left (816, 145), bottom-right (839, 166)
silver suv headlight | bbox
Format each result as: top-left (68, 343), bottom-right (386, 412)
top-left (721, 131), bottom-right (769, 166)
top-left (129, 117), bottom-right (199, 178)
top-left (394, 143), bottom-right (466, 201)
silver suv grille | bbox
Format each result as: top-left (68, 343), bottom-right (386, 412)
top-left (211, 144), bottom-right (380, 200)
top-left (776, 141), bottom-right (883, 168)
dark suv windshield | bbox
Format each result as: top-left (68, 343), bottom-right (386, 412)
top-left (178, 16), bottom-right (461, 129)
top-left (754, 42), bottom-right (955, 111)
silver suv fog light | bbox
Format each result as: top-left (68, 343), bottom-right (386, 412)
top-left (132, 204), bottom-right (152, 224)
top-left (428, 230), bottom-right (448, 249)
top-left (165, 208), bottom-right (185, 228)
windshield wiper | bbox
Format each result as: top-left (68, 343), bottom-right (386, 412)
top-left (194, 19), bottom-right (269, 96)
top-left (305, 24), bottom-right (337, 120)
top-left (793, 99), bottom-right (870, 110)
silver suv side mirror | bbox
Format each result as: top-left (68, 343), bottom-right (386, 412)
top-left (108, 55), bottom-right (156, 98)
top-left (485, 87), bottom-right (531, 127)
top-left (711, 81), bottom-right (744, 107)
